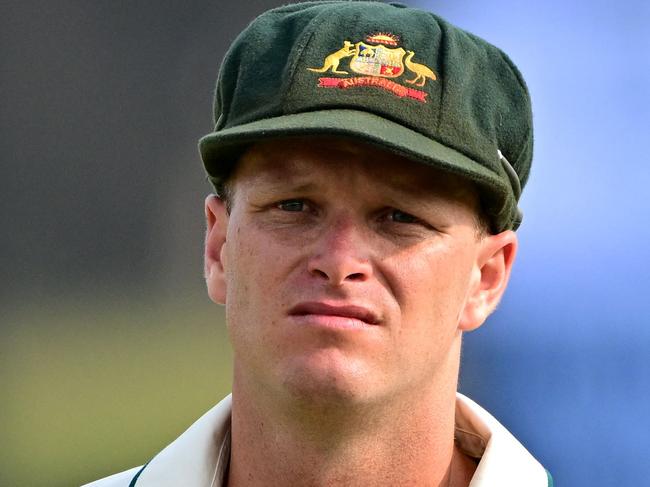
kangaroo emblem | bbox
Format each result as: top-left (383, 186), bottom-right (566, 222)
top-left (359, 46), bottom-right (375, 57)
top-left (404, 50), bottom-right (437, 87)
top-left (307, 41), bottom-right (355, 74)
top-left (308, 33), bottom-right (437, 103)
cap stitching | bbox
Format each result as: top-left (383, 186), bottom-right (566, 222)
top-left (282, 4), bottom-right (342, 114)
top-left (496, 48), bottom-right (532, 181)
top-left (429, 13), bottom-right (446, 135)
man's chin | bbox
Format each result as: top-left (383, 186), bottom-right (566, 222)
top-left (278, 353), bottom-right (382, 408)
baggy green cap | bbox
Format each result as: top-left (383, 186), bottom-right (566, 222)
top-left (199, 1), bottom-right (533, 232)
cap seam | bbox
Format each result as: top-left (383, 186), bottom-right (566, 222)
top-left (280, 13), bottom-right (324, 115)
top-left (496, 48), bottom-right (532, 177)
top-left (431, 13), bottom-right (446, 135)
top-left (213, 40), bottom-right (239, 130)
top-left (512, 129), bottom-right (532, 185)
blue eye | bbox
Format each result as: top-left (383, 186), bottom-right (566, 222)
top-left (389, 209), bottom-right (418, 223)
top-left (278, 200), bottom-right (305, 212)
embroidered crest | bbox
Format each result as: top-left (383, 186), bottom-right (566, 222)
top-left (349, 43), bottom-right (405, 78)
top-left (403, 50), bottom-right (437, 87)
top-left (307, 33), bottom-right (436, 102)
top-left (365, 32), bottom-right (400, 47)
top-left (306, 40), bottom-right (356, 75)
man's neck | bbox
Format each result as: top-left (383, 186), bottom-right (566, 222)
top-left (227, 372), bottom-right (473, 486)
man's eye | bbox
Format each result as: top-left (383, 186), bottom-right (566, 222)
top-left (388, 209), bottom-right (419, 224)
top-left (277, 200), bottom-right (305, 212)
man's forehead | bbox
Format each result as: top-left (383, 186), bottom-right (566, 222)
top-left (232, 136), bottom-right (475, 198)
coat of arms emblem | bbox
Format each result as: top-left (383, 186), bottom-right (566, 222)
top-left (349, 42), bottom-right (405, 78)
top-left (307, 33), bottom-right (437, 102)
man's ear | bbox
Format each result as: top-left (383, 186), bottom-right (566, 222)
top-left (458, 230), bottom-right (518, 332)
top-left (204, 194), bottom-right (229, 305)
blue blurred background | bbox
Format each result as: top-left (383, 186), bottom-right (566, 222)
top-left (431, 1), bottom-right (650, 485)
top-left (1, 1), bottom-right (648, 485)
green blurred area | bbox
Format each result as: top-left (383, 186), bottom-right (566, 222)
top-left (1, 294), bottom-right (233, 487)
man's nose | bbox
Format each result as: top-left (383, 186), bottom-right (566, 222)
top-left (306, 217), bottom-right (373, 285)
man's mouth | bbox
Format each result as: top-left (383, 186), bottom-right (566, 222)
top-left (288, 302), bottom-right (380, 326)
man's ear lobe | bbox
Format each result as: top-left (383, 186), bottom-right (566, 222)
top-left (204, 194), bottom-right (229, 305)
top-left (458, 231), bottom-right (518, 332)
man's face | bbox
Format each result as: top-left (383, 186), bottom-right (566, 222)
top-left (205, 137), bottom-right (515, 406)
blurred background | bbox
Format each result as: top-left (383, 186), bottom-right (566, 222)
top-left (1, 0), bottom-right (648, 485)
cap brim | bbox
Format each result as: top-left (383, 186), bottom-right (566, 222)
top-left (199, 109), bottom-right (511, 224)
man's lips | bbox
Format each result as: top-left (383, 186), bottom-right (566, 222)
top-left (288, 302), bottom-right (380, 326)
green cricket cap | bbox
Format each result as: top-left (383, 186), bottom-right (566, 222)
top-left (199, 0), bottom-right (533, 232)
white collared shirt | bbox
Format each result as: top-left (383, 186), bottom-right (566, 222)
top-left (84, 393), bottom-right (551, 487)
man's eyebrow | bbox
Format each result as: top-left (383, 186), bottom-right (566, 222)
top-left (253, 178), bottom-right (320, 195)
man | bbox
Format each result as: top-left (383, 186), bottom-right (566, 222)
top-left (86, 1), bottom-right (551, 485)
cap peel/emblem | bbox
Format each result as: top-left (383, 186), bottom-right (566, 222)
top-left (306, 40), bottom-right (356, 75)
top-left (404, 51), bottom-right (436, 87)
top-left (307, 33), bottom-right (437, 103)
top-left (349, 43), bottom-right (405, 78)
top-left (317, 76), bottom-right (427, 102)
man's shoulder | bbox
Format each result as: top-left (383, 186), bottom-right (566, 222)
top-left (82, 465), bottom-right (144, 487)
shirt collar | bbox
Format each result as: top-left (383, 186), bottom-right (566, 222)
top-left (135, 396), bottom-right (231, 487)
top-left (454, 393), bottom-right (549, 486)
top-left (134, 393), bottom-right (548, 487)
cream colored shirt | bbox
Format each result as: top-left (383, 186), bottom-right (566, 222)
top-left (84, 393), bottom-right (551, 487)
